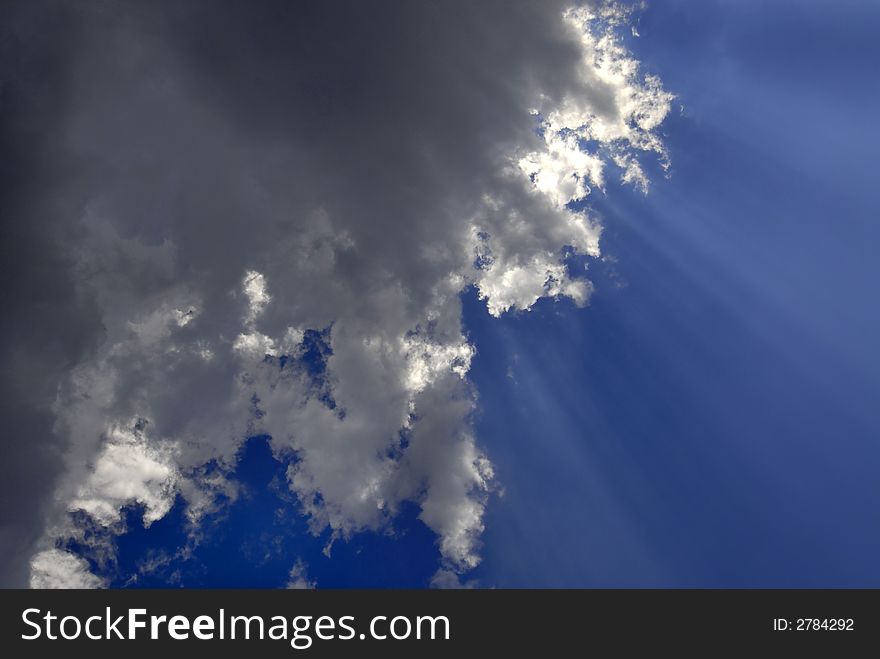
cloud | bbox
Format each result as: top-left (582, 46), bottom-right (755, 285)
top-left (29, 549), bottom-right (106, 589)
top-left (285, 559), bottom-right (317, 590)
top-left (430, 568), bottom-right (478, 590)
top-left (0, 0), bottom-right (670, 586)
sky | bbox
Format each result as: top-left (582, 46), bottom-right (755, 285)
top-left (2, 0), bottom-right (879, 589)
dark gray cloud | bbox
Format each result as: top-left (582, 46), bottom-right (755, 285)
top-left (0, 1), bottom-right (106, 587)
top-left (1, 0), bottom-right (670, 587)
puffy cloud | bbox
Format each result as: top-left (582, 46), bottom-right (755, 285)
top-left (30, 549), bottom-right (105, 589)
top-left (518, 131), bottom-right (607, 206)
top-left (242, 270), bottom-right (272, 325)
top-left (546, 5), bottom-right (674, 148)
top-left (2, 0), bottom-right (671, 586)
top-left (233, 331), bottom-right (278, 361)
top-left (68, 422), bottom-right (178, 527)
top-left (522, 4), bottom-right (675, 196)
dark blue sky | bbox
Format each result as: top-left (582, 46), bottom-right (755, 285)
top-left (101, 0), bottom-right (880, 588)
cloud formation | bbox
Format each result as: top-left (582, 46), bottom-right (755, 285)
top-left (0, 0), bottom-right (670, 587)
top-left (285, 559), bottom-right (317, 590)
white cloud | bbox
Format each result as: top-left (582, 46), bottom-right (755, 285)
top-left (242, 270), bottom-right (271, 325)
top-left (518, 131), bottom-right (606, 205)
top-left (233, 331), bottom-right (278, 360)
top-left (402, 333), bottom-right (474, 394)
top-left (30, 549), bottom-right (105, 589)
top-left (544, 6), bottom-right (674, 150)
top-left (285, 559), bottom-right (316, 589)
top-left (521, 5), bottom-right (674, 196)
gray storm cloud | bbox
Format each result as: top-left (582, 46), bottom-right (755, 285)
top-left (0, 0), bottom-right (671, 587)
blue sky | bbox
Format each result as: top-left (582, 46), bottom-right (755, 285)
top-left (16, 0), bottom-right (880, 588)
top-left (468, 0), bottom-right (880, 587)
